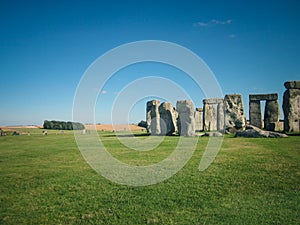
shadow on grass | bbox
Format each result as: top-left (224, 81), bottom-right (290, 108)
top-left (286, 132), bottom-right (300, 136)
top-left (102, 133), bottom-right (151, 138)
top-left (102, 133), bottom-right (181, 138)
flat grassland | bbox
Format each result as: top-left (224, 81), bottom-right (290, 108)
top-left (0, 128), bottom-right (299, 224)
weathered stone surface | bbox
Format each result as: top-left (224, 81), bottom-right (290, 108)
top-left (249, 100), bottom-right (262, 128)
top-left (235, 125), bottom-right (288, 138)
top-left (203, 100), bottom-right (217, 131)
top-left (283, 88), bottom-right (300, 132)
top-left (284, 81), bottom-right (300, 89)
top-left (249, 93), bottom-right (280, 131)
top-left (203, 98), bottom-right (224, 104)
top-left (203, 98), bottom-right (225, 132)
top-left (194, 108), bottom-right (203, 131)
top-left (159, 102), bottom-right (177, 135)
top-left (264, 100), bottom-right (279, 131)
top-left (176, 100), bottom-right (195, 136)
top-left (249, 93), bottom-right (278, 101)
top-left (217, 101), bottom-right (225, 132)
top-left (146, 100), bottom-right (161, 135)
top-left (224, 94), bottom-right (246, 131)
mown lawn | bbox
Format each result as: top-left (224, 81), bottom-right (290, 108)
top-left (0, 130), bottom-right (299, 224)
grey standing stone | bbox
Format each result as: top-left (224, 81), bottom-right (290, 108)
top-left (159, 102), bottom-right (177, 135)
top-left (194, 108), bottom-right (203, 131)
top-left (249, 93), bottom-right (280, 131)
top-left (203, 99), bottom-right (223, 131)
top-left (146, 100), bottom-right (161, 135)
top-left (217, 101), bottom-right (225, 132)
top-left (203, 102), bottom-right (216, 131)
top-left (283, 83), bottom-right (300, 132)
top-left (264, 100), bottom-right (279, 131)
top-left (176, 100), bottom-right (195, 136)
top-left (249, 100), bottom-right (262, 128)
top-left (224, 94), bottom-right (246, 131)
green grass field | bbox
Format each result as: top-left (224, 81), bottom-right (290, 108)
top-left (0, 129), bottom-right (299, 224)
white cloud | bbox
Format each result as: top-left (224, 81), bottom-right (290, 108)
top-left (194, 19), bottom-right (233, 27)
top-left (194, 21), bottom-right (209, 27)
top-left (101, 90), bottom-right (107, 94)
top-left (228, 34), bottom-right (236, 38)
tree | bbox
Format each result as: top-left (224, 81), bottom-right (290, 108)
top-left (43, 120), bottom-right (50, 129)
top-left (61, 121), bottom-right (67, 130)
top-left (67, 121), bottom-right (73, 130)
top-left (43, 120), bottom-right (85, 130)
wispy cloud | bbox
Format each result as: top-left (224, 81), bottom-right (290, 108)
top-left (228, 34), bottom-right (236, 38)
top-left (194, 19), bottom-right (233, 27)
top-left (101, 90), bottom-right (107, 94)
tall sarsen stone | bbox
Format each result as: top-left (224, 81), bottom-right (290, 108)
top-left (146, 100), bottom-right (161, 135)
top-left (176, 100), bottom-right (195, 136)
top-left (159, 102), bottom-right (177, 135)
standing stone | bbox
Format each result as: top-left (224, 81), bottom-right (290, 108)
top-left (159, 102), bottom-right (177, 135)
top-left (203, 99), bottom-right (223, 131)
top-left (194, 108), bottom-right (203, 131)
top-left (217, 101), bottom-right (225, 132)
top-left (146, 100), bottom-right (161, 135)
top-left (283, 81), bottom-right (300, 132)
top-left (249, 100), bottom-right (262, 128)
top-left (264, 100), bottom-right (279, 131)
top-left (249, 93), bottom-right (279, 130)
top-left (176, 100), bottom-right (195, 136)
top-left (224, 94), bottom-right (246, 131)
top-left (203, 102), bottom-right (217, 131)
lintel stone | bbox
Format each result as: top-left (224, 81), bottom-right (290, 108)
top-left (249, 93), bottom-right (278, 101)
top-left (203, 98), bottom-right (224, 104)
top-left (284, 81), bottom-right (300, 89)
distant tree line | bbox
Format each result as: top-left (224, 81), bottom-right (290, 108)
top-left (43, 120), bottom-right (85, 130)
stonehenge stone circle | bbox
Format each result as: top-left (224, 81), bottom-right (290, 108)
top-left (159, 102), bottom-right (177, 135)
top-left (144, 80), bottom-right (298, 136)
top-left (146, 100), bottom-right (161, 135)
top-left (176, 100), bottom-right (195, 136)
top-left (249, 93), bottom-right (279, 131)
top-left (283, 81), bottom-right (300, 132)
top-left (224, 94), bottom-right (246, 131)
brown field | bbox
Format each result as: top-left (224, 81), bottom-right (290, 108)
top-left (0, 124), bottom-right (146, 132)
top-left (0, 125), bottom-right (41, 129)
top-left (84, 124), bottom-right (146, 132)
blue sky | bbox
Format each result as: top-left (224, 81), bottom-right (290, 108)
top-left (0, 0), bottom-right (299, 125)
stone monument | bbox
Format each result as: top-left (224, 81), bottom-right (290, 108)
top-left (146, 100), bottom-right (161, 135)
top-left (176, 100), bottom-right (195, 136)
top-left (159, 102), bottom-right (177, 135)
top-left (194, 108), bottom-right (203, 131)
top-left (203, 98), bottom-right (224, 131)
top-left (224, 94), bottom-right (246, 131)
top-left (249, 93), bottom-right (279, 131)
top-left (283, 81), bottom-right (300, 132)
